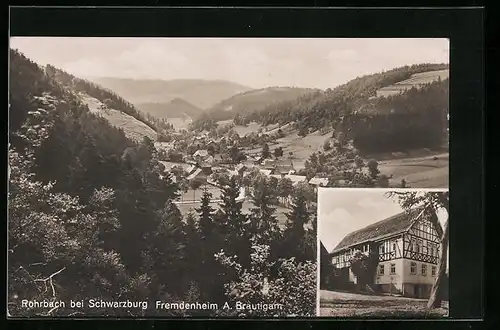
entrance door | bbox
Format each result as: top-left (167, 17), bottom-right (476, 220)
top-left (415, 285), bottom-right (422, 298)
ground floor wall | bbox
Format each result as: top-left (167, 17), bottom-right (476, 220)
top-left (373, 258), bottom-right (438, 298)
top-left (403, 283), bottom-right (433, 299)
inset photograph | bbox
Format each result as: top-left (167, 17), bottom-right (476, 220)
top-left (318, 188), bottom-right (449, 318)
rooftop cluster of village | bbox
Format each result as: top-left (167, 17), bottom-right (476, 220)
top-left (152, 117), bottom-right (392, 207)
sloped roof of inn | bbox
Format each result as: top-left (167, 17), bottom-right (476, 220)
top-left (187, 168), bottom-right (203, 180)
top-left (159, 161), bottom-right (191, 172)
top-left (309, 177), bottom-right (329, 186)
top-left (194, 149), bottom-right (209, 157)
top-left (285, 174), bottom-right (307, 183)
top-left (331, 207), bottom-right (426, 254)
top-left (259, 169), bottom-right (272, 176)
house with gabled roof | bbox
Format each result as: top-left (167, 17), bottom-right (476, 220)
top-left (309, 177), bottom-right (329, 189)
top-left (329, 207), bottom-right (443, 298)
top-left (186, 168), bottom-right (205, 181)
top-left (193, 149), bottom-right (209, 159)
top-left (284, 174), bottom-right (307, 186)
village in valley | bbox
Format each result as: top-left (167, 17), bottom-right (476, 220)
top-left (154, 121), bottom-right (326, 221)
top-left (152, 67), bottom-right (449, 220)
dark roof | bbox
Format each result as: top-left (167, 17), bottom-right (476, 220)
top-left (331, 207), bottom-right (425, 254)
top-left (320, 241), bottom-right (329, 257)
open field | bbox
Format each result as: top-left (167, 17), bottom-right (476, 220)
top-left (379, 153), bottom-right (449, 188)
top-left (176, 186), bottom-right (291, 228)
top-left (243, 129), bottom-right (330, 169)
top-left (232, 122), bottom-right (263, 137)
top-left (217, 119), bottom-right (234, 127)
top-left (376, 69), bottom-right (449, 98)
top-left (274, 131), bottom-right (330, 169)
top-left (395, 69), bottom-right (449, 86)
top-left (319, 290), bottom-right (449, 318)
top-left (168, 117), bottom-right (192, 130)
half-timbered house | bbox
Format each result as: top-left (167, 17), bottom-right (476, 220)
top-left (329, 207), bottom-right (442, 298)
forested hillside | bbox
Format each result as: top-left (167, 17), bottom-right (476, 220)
top-left (248, 63), bottom-right (448, 129)
top-left (8, 49), bottom-right (316, 317)
top-left (346, 79), bottom-right (448, 153)
top-left (193, 63), bottom-right (449, 154)
top-left (202, 87), bottom-right (318, 122)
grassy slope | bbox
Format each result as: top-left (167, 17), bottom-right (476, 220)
top-left (378, 153), bottom-right (449, 188)
top-left (79, 93), bottom-right (158, 142)
top-left (376, 69), bottom-right (449, 96)
top-left (176, 185), bottom-right (290, 228)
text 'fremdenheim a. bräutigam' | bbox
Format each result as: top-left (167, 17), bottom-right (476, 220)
top-left (155, 301), bottom-right (284, 311)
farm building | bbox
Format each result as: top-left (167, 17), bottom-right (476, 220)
top-left (159, 161), bottom-right (193, 174)
top-left (275, 164), bottom-right (296, 176)
top-left (259, 169), bottom-right (272, 176)
top-left (202, 155), bottom-right (215, 166)
top-left (193, 149), bottom-right (209, 160)
top-left (269, 174), bottom-right (282, 181)
top-left (235, 163), bottom-right (247, 174)
top-left (309, 177), bottom-right (329, 192)
top-left (186, 164), bottom-right (198, 175)
top-left (329, 207), bottom-right (442, 299)
top-left (251, 155), bottom-right (264, 165)
top-left (186, 168), bottom-right (207, 182)
top-left (284, 174), bottom-right (308, 186)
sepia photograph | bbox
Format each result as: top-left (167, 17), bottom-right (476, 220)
top-left (318, 188), bottom-right (449, 318)
top-left (9, 37), bottom-right (448, 317)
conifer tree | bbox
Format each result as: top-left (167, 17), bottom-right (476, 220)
top-left (248, 176), bottom-right (280, 246)
top-left (282, 189), bottom-right (311, 262)
top-left (215, 176), bottom-right (250, 269)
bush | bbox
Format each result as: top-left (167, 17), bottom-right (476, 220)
top-left (215, 244), bottom-right (316, 317)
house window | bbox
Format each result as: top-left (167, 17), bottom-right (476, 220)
top-left (432, 266), bottom-right (437, 277)
top-left (422, 264), bottom-right (427, 276)
top-left (380, 245), bottom-right (385, 254)
top-left (390, 263), bottom-right (396, 274)
top-left (392, 243), bottom-right (396, 251)
top-left (410, 262), bottom-right (417, 274)
top-left (379, 264), bottom-right (385, 275)
top-left (430, 246), bottom-right (434, 256)
top-left (416, 240), bottom-right (421, 253)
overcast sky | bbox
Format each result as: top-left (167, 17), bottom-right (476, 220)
top-left (9, 37), bottom-right (449, 89)
top-left (318, 188), bottom-right (449, 253)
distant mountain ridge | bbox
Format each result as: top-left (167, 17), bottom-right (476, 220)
top-left (136, 98), bottom-right (203, 120)
top-left (90, 77), bottom-right (253, 109)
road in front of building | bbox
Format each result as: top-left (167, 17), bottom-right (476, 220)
top-left (319, 289), bottom-right (449, 318)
